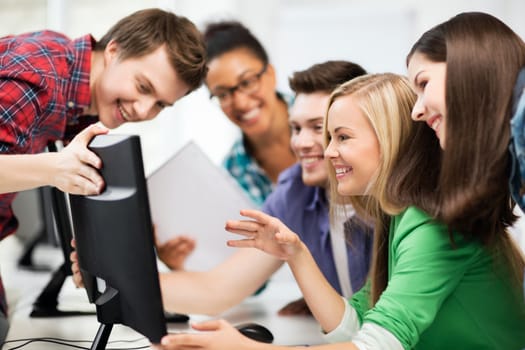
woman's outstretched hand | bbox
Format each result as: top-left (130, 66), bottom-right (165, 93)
top-left (225, 209), bottom-right (304, 261)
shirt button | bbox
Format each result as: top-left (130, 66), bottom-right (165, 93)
top-left (67, 101), bottom-right (75, 108)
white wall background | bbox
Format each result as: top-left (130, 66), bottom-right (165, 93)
top-left (0, 0), bottom-right (524, 176)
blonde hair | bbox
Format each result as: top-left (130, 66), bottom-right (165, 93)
top-left (324, 73), bottom-right (416, 220)
top-left (323, 73), bottom-right (416, 303)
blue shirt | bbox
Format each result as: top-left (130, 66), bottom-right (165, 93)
top-left (262, 163), bottom-right (372, 294)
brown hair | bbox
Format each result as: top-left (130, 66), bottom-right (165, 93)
top-left (324, 73), bottom-right (417, 303)
top-left (405, 12), bottom-right (525, 285)
top-left (288, 60), bottom-right (367, 95)
top-left (95, 8), bottom-right (207, 93)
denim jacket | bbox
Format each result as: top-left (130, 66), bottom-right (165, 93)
top-left (509, 68), bottom-right (525, 211)
top-left (508, 67), bottom-right (525, 301)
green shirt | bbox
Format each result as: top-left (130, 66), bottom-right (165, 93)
top-left (350, 206), bottom-right (525, 350)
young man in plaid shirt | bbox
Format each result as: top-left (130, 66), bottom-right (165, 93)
top-left (0, 8), bottom-right (207, 341)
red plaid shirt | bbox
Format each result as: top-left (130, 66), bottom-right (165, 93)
top-left (0, 31), bottom-right (98, 240)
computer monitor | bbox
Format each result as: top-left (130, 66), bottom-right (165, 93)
top-left (69, 134), bottom-right (166, 349)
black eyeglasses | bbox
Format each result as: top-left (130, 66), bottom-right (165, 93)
top-left (209, 65), bottom-right (267, 107)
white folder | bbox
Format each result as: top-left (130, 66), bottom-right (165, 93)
top-left (146, 141), bottom-right (255, 271)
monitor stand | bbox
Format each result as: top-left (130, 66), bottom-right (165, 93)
top-left (91, 323), bottom-right (113, 350)
top-left (87, 285), bottom-right (121, 350)
top-left (30, 261), bottom-right (94, 318)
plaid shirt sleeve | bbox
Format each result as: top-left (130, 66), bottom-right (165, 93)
top-left (0, 31), bottom-right (78, 239)
top-left (0, 72), bottom-right (52, 153)
top-left (0, 72), bottom-right (54, 238)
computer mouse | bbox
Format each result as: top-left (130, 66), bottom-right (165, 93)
top-left (235, 322), bottom-right (274, 343)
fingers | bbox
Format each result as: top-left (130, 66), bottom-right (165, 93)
top-left (190, 319), bottom-right (224, 331)
top-left (226, 238), bottom-right (256, 248)
top-left (160, 333), bottom-right (203, 348)
top-left (70, 255), bottom-right (84, 288)
top-left (167, 240), bottom-right (195, 258)
top-left (226, 211), bottom-right (286, 237)
top-left (54, 124), bottom-right (109, 195)
top-left (163, 236), bottom-right (195, 248)
top-left (73, 151), bottom-right (105, 193)
top-left (77, 123), bottom-right (109, 141)
top-left (70, 250), bottom-right (77, 264)
top-left (71, 124), bottom-right (108, 168)
top-left (57, 174), bottom-right (103, 196)
top-left (274, 231), bottom-right (297, 244)
top-left (226, 229), bottom-right (292, 246)
top-left (160, 321), bottom-right (222, 348)
top-left (69, 239), bottom-right (84, 288)
top-left (238, 209), bottom-right (271, 223)
top-left (159, 237), bottom-right (196, 255)
top-left (156, 235), bottom-right (196, 270)
top-left (175, 239), bottom-right (196, 253)
top-left (159, 320), bottom-right (241, 349)
top-left (224, 220), bottom-right (262, 236)
top-left (67, 164), bottom-right (104, 195)
top-left (72, 272), bottom-right (84, 288)
top-left (76, 147), bottom-right (103, 171)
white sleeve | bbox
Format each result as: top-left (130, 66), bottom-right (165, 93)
top-left (322, 297), bottom-right (360, 343)
top-left (322, 297), bottom-right (404, 350)
top-left (352, 323), bottom-right (404, 350)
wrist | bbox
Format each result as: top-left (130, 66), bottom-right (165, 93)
top-left (288, 241), bottom-right (310, 269)
top-left (38, 152), bottom-right (58, 188)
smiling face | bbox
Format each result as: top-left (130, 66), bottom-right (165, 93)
top-left (407, 52), bottom-right (447, 149)
top-left (205, 48), bottom-right (278, 137)
top-left (324, 94), bottom-right (380, 196)
top-left (94, 41), bottom-right (190, 129)
top-left (289, 92), bottom-right (330, 188)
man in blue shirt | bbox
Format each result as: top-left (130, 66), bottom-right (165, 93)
top-left (72, 60), bottom-right (372, 316)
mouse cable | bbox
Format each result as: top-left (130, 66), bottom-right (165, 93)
top-left (1, 336), bottom-right (151, 350)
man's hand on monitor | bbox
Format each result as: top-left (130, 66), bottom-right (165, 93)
top-left (277, 297), bottom-right (312, 316)
top-left (154, 228), bottom-right (196, 270)
top-left (70, 239), bottom-right (84, 288)
top-left (51, 124), bottom-right (108, 195)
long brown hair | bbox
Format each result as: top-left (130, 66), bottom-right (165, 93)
top-left (405, 12), bottom-right (525, 285)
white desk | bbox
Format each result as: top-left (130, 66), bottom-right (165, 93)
top-left (0, 236), bottom-right (326, 349)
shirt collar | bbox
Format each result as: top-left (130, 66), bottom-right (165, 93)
top-left (306, 186), bottom-right (328, 211)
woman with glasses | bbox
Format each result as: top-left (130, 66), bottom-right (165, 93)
top-left (203, 20), bottom-right (296, 206)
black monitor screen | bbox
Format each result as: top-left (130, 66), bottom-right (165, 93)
top-left (69, 134), bottom-right (166, 344)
